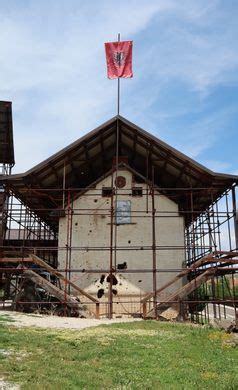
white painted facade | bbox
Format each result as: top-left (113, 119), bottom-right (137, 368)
top-left (58, 169), bottom-right (185, 311)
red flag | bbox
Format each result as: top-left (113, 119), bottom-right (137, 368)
top-left (105, 41), bottom-right (133, 79)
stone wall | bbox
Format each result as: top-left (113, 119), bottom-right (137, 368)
top-left (58, 169), bottom-right (185, 310)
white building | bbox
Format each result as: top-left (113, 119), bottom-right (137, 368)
top-left (58, 167), bottom-right (185, 313)
top-left (3, 115), bottom-right (237, 317)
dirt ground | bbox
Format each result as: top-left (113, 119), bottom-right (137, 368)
top-left (0, 380), bottom-right (20, 390)
top-left (0, 310), bottom-right (141, 330)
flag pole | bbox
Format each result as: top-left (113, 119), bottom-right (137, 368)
top-left (114, 32), bottom-right (120, 271)
top-left (117, 32), bottom-right (120, 115)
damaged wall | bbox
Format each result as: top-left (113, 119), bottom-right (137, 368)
top-left (58, 169), bottom-right (185, 307)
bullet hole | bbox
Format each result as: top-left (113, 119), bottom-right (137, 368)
top-left (119, 283), bottom-right (122, 286)
top-left (128, 240), bottom-right (131, 244)
top-left (138, 280), bottom-right (142, 283)
top-left (82, 269), bottom-right (85, 273)
top-left (112, 289), bottom-right (118, 295)
top-left (97, 289), bottom-right (104, 298)
top-left (140, 247), bottom-right (144, 250)
top-left (75, 222), bottom-right (78, 226)
top-left (106, 274), bottom-right (118, 285)
top-left (100, 274), bottom-right (105, 284)
top-left (94, 199), bottom-right (98, 203)
top-left (117, 262), bottom-right (127, 270)
top-left (89, 230), bottom-right (92, 233)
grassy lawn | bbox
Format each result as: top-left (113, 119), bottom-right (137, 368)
top-left (0, 319), bottom-right (237, 389)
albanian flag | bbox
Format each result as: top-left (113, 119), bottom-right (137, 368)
top-left (105, 40), bottom-right (133, 79)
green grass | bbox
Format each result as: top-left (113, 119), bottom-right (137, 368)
top-left (0, 320), bottom-right (237, 389)
top-left (0, 313), bottom-right (14, 323)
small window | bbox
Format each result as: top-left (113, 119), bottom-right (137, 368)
top-left (102, 187), bottom-right (114, 197)
top-left (116, 200), bottom-right (131, 224)
top-left (132, 187), bottom-right (143, 197)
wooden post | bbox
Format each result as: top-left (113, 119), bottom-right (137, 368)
top-left (142, 302), bottom-right (147, 319)
top-left (95, 303), bottom-right (100, 319)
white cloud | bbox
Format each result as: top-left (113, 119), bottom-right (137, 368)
top-left (137, 18), bottom-right (238, 94)
top-left (1, 0), bottom-right (166, 171)
top-left (0, 1), bottom-right (236, 172)
top-left (170, 106), bottom-right (236, 158)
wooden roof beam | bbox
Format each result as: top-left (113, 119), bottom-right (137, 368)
top-left (121, 125), bottom-right (212, 184)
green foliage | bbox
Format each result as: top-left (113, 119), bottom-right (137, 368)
top-left (205, 276), bottom-right (238, 300)
top-left (0, 320), bottom-right (237, 389)
top-left (188, 284), bottom-right (209, 313)
top-left (189, 276), bottom-right (238, 314)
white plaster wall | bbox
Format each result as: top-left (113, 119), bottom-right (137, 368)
top-left (58, 169), bottom-right (185, 301)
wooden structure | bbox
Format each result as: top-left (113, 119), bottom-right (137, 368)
top-left (0, 103), bottom-right (237, 321)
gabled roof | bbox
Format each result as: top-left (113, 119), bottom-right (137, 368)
top-left (1, 115), bottom-right (237, 230)
top-left (0, 101), bottom-right (15, 165)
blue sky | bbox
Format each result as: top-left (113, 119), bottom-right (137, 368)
top-left (0, 0), bottom-right (237, 174)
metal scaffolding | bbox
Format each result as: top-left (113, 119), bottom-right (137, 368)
top-left (0, 181), bottom-right (237, 323)
top-left (0, 115), bottom-right (237, 323)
